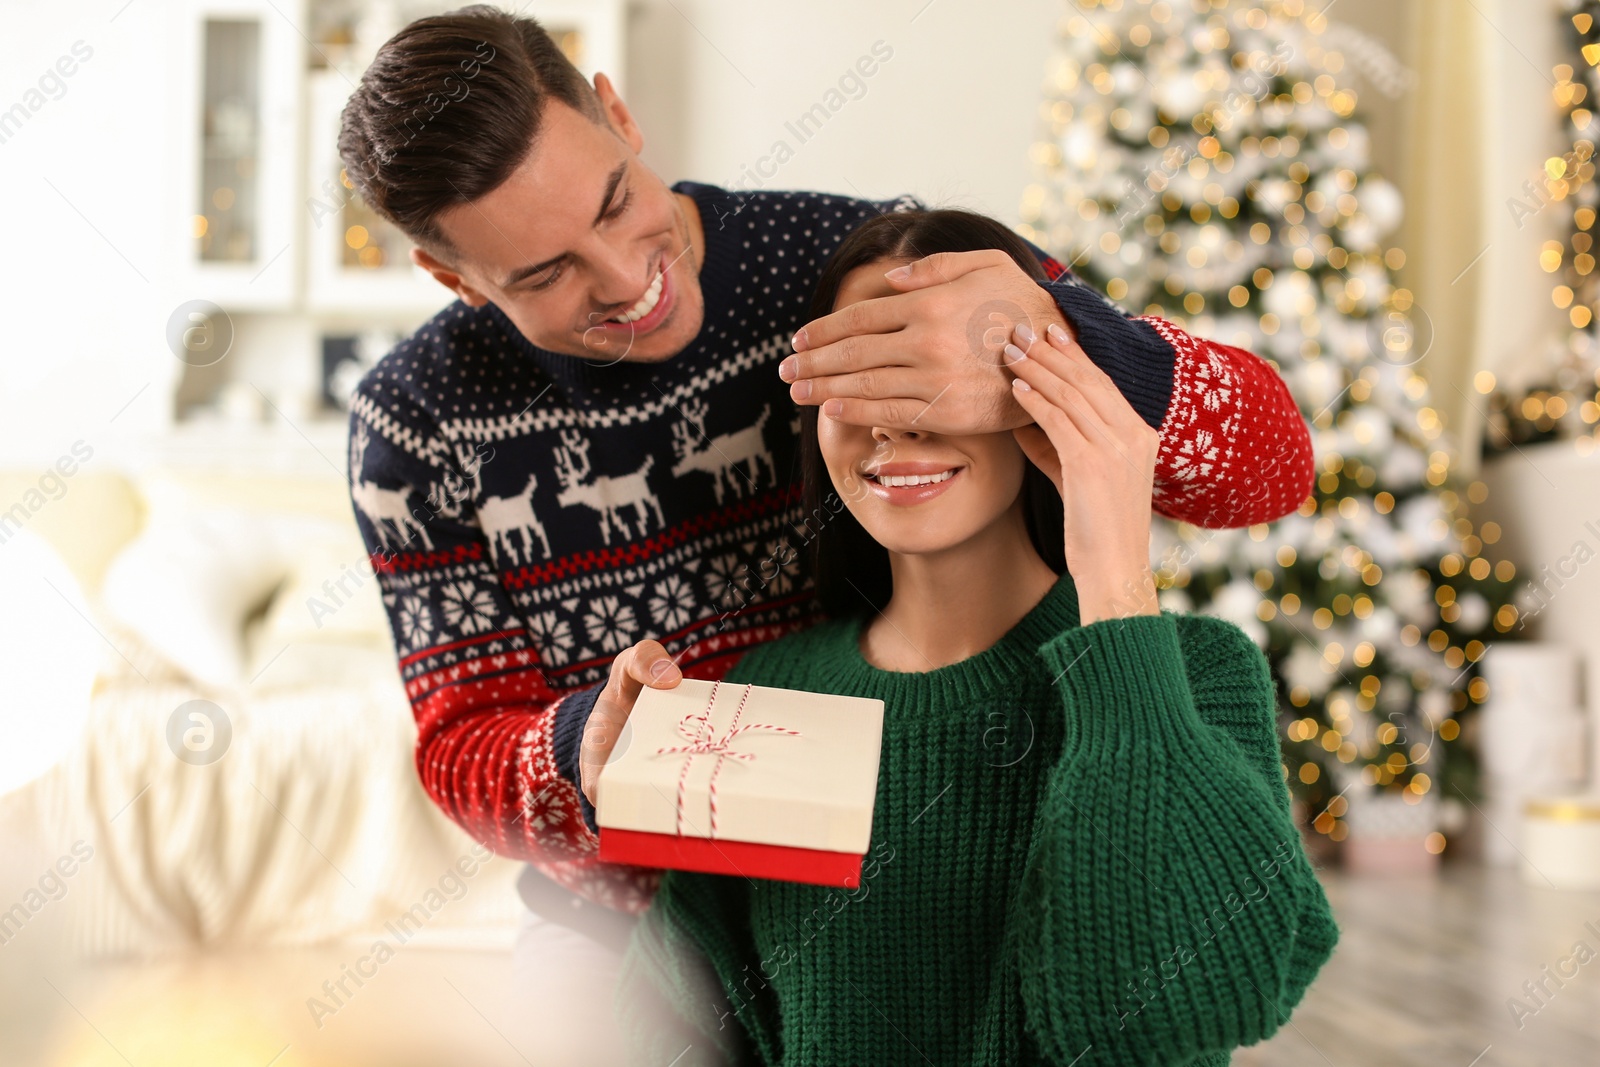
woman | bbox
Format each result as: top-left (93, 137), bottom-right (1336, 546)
top-left (610, 209), bottom-right (1338, 1066)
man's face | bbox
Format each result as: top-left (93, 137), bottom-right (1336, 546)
top-left (416, 76), bottom-right (706, 364)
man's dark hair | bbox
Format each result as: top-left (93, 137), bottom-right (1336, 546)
top-left (337, 4), bottom-right (607, 262)
top-left (799, 208), bottom-right (1068, 621)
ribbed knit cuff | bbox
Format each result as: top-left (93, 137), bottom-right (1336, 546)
top-left (1041, 278), bottom-right (1175, 430)
top-left (1284, 895), bottom-right (1341, 1005)
top-left (552, 682), bottom-right (606, 836)
top-left (1035, 611), bottom-right (1205, 755)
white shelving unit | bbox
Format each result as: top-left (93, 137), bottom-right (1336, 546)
top-left (169, 0), bottom-right (308, 311)
top-left (304, 69), bottom-right (457, 315)
top-left (160, 0), bottom-right (627, 463)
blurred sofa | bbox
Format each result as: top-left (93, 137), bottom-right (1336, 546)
top-left (0, 460), bottom-right (522, 957)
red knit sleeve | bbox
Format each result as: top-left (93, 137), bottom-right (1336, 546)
top-left (1028, 250), bottom-right (1313, 530)
top-left (1142, 320), bottom-right (1315, 529)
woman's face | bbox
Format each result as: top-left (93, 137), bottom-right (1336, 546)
top-left (818, 256), bottom-right (1031, 557)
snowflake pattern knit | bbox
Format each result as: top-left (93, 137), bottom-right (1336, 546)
top-left (346, 181), bottom-right (1316, 911)
top-left (617, 577), bottom-right (1339, 1066)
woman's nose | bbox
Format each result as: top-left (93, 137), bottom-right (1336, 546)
top-left (871, 425), bottom-right (922, 442)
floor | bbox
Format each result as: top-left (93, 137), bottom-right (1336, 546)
top-left (1, 866), bottom-right (1596, 1065)
top-left (1235, 867), bottom-right (1600, 1067)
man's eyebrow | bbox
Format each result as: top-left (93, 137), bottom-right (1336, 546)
top-left (499, 162), bottom-right (629, 290)
top-left (591, 161), bottom-right (628, 225)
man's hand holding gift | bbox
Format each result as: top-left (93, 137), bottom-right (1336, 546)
top-left (583, 640), bottom-right (885, 889)
top-left (580, 638), bottom-right (683, 809)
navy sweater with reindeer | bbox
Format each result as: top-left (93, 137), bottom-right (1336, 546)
top-left (345, 180), bottom-right (1314, 916)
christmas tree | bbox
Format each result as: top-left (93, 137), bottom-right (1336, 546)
top-left (1018, 0), bottom-right (1516, 850)
top-left (1484, 1), bottom-right (1600, 454)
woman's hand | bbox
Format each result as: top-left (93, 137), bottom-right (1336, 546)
top-left (580, 639), bottom-right (682, 807)
top-left (1005, 321), bottom-right (1161, 626)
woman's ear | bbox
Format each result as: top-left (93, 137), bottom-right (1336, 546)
top-left (1012, 425), bottom-right (1062, 488)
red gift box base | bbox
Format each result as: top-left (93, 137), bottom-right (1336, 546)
top-left (599, 827), bottom-right (863, 888)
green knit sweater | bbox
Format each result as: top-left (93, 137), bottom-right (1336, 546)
top-left (615, 575), bottom-right (1339, 1066)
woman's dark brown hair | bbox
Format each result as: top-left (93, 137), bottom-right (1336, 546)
top-left (800, 209), bottom-right (1068, 620)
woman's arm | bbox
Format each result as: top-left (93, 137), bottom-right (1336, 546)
top-left (1172, 613), bottom-right (1342, 1019)
top-left (1004, 314), bottom-right (1334, 1061)
top-left (1010, 611), bottom-right (1337, 1065)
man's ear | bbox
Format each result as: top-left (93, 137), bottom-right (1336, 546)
top-left (411, 246), bottom-right (491, 308)
top-left (592, 72), bottom-right (644, 155)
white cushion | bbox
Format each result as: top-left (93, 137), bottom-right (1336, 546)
top-left (100, 509), bottom-right (290, 690)
top-left (255, 522), bottom-right (391, 650)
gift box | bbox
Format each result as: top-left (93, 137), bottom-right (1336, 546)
top-left (596, 677), bottom-right (884, 887)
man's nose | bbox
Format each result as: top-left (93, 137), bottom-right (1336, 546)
top-left (587, 239), bottom-right (648, 308)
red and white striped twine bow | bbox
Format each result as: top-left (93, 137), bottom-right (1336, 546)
top-left (655, 680), bottom-right (802, 838)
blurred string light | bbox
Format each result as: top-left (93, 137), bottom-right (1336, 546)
top-left (1486, 1), bottom-right (1600, 453)
top-left (1021, 0), bottom-right (1517, 845)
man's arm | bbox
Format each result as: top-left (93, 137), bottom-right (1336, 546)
top-left (782, 211), bottom-right (1314, 529)
top-left (1019, 238), bottom-right (1316, 529)
top-left (347, 384), bottom-right (660, 913)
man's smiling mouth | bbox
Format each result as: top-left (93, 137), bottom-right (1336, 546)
top-left (608, 269), bottom-right (664, 324)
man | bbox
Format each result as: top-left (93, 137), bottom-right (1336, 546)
top-left (338, 5), bottom-right (1312, 936)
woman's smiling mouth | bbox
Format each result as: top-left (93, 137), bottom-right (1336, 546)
top-left (862, 462), bottom-right (965, 504)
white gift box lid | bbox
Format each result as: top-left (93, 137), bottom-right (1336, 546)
top-left (596, 677), bottom-right (885, 854)
top-left (1522, 794), bottom-right (1600, 891)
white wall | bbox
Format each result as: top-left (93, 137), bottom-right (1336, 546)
top-left (1331, 0), bottom-right (1573, 451)
top-left (0, 0), bottom-right (183, 464)
top-left (1465, 0), bottom-right (1572, 397)
top-left (624, 0), bottom-right (1062, 220)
